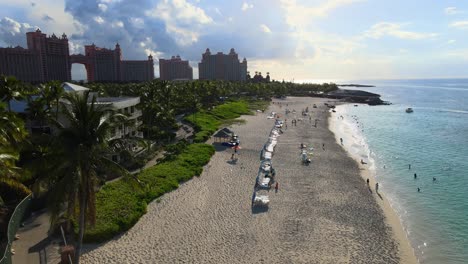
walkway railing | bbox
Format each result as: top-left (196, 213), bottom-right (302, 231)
top-left (0, 194), bottom-right (32, 264)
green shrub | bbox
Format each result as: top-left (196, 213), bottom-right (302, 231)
top-left (186, 101), bottom-right (251, 142)
top-left (83, 176), bottom-right (147, 242)
top-left (83, 143), bottom-right (215, 242)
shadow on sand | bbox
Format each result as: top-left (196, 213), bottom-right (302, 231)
top-left (251, 206), bottom-right (269, 215)
top-left (212, 142), bottom-right (231, 152)
top-left (226, 159), bottom-right (238, 165)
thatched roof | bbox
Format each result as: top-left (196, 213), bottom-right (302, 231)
top-left (213, 127), bottom-right (234, 138)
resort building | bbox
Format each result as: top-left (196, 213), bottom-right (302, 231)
top-left (61, 82), bottom-right (143, 140)
top-left (0, 29), bottom-right (70, 82)
top-left (70, 44), bottom-right (154, 82)
top-left (0, 30), bottom-right (154, 83)
top-left (10, 82), bottom-right (143, 142)
top-left (159, 55), bottom-right (193, 81)
top-left (198, 48), bottom-right (247, 81)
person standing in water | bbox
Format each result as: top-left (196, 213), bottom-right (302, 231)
top-left (409, 164), bottom-right (411, 170)
top-left (414, 173), bottom-right (417, 179)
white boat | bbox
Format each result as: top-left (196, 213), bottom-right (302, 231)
top-left (406, 108), bottom-right (414, 113)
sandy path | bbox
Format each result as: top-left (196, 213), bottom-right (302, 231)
top-left (81, 97), bottom-right (409, 264)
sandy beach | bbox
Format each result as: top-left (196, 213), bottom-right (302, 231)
top-left (81, 96), bottom-right (417, 264)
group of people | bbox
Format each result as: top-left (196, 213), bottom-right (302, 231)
top-left (410, 164), bottom-right (437, 193)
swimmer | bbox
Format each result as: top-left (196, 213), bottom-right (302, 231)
top-left (417, 187), bottom-right (421, 192)
top-left (433, 177), bottom-right (436, 182)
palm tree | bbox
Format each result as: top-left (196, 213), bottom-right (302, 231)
top-left (0, 102), bottom-right (28, 204)
top-left (0, 75), bottom-right (24, 112)
top-left (48, 91), bottom-right (127, 264)
top-left (39, 81), bottom-right (64, 120)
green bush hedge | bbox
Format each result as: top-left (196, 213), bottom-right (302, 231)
top-left (84, 143), bottom-right (215, 242)
top-left (186, 101), bottom-right (251, 142)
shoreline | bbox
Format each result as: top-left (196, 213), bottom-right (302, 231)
top-left (328, 104), bottom-right (418, 264)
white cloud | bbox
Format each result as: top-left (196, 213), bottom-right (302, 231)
top-left (94, 16), bottom-right (105, 24)
top-left (450, 21), bottom-right (468, 29)
top-left (280, 0), bottom-right (364, 28)
top-left (68, 40), bottom-right (82, 54)
top-left (129, 17), bottom-right (144, 28)
top-left (447, 39), bottom-right (456, 44)
top-left (444, 7), bottom-right (461, 15)
top-left (98, 3), bottom-right (108, 12)
top-left (260, 24), bottom-right (271, 33)
top-left (0, 17), bottom-right (37, 46)
top-left (151, 0), bottom-right (213, 45)
top-left (241, 2), bottom-right (253, 11)
top-left (112, 20), bottom-right (124, 28)
top-left (364, 22), bottom-right (438, 40)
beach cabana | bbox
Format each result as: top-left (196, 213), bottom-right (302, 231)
top-left (213, 127), bottom-right (234, 142)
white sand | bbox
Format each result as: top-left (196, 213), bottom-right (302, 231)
top-left (81, 97), bottom-right (413, 263)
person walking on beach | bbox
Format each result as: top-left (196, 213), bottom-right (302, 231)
top-left (340, 138), bottom-right (343, 145)
top-left (231, 153), bottom-right (235, 160)
top-left (375, 182), bottom-right (379, 193)
top-left (366, 178), bottom-right (370, 185)
top-left (322, 143), bottom-right (325, 150)
top-left (275, 182), bottom-right (279, 193)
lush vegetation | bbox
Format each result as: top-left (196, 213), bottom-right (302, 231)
top-left (186, 101), bottom-right (251, 142)
top-left (80, 80), bottom-right (337, 141)
top-left (83, 143), bottom-right (214, 242)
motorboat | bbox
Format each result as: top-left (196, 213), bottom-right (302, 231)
top-left (406, 107), bottom-right (414, 113)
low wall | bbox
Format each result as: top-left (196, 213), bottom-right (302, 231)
top-left (0, 194), bottom-right (32, 264)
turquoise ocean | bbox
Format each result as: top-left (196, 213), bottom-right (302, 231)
top-left (327, 79), bottom-right (468, 264)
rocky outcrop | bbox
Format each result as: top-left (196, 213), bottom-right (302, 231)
top-left (325, 89), bottom-right (389, 105)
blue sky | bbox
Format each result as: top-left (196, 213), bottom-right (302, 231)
top-left (1, 0), bottom-right (468, 81)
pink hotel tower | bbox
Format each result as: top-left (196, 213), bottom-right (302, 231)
top-left (0, 29), bottom-right (154, 83)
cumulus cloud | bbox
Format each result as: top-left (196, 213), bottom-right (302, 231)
top-left (241, 2), bottom-right (253, 11)
top-left (151, 0), bottom-right (213, 46)
top-left (42, 15), bottom-right (54, 22)
top-left (98, 3), bottom-right (108, 12)
top-left (364, 22), bottom-right (438, 40)
top-left (0, 17), bottom-right (38, 47)
top-left (444, 7), bottom-right (462, 15)
top-left (450, 21), bottom-right (468, 29)
top-left (94, 16), bottom-right (105, 24)
top-left (260, 24), bottom-right (271, 33)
